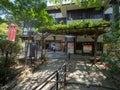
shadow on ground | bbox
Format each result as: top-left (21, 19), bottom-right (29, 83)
top-left (65, 55), bottom-right (120, 90)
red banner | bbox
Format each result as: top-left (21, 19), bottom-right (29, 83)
top-left (8, 24), bottom-right (18, 41)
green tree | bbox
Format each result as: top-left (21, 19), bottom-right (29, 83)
top-left (1, 0), bottom-right (55, 64)
top-left (48, 0), bottom-right (103, 9)
top-left (0, 22), bottom-right (23, 85)
top-left (0, 39), bottom-right (23, 85)
top-left (103, 0), bottom-right (120, 73)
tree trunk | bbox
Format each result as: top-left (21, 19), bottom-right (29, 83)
top-left (41, 33), bottom-right (44, 60)
top-left (25, 41), bottom-right (29, 65)
top-left (93, 34), bottom-right (98, 64)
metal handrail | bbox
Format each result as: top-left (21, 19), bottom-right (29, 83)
top-left (32, 63), bottom-right (67, 90)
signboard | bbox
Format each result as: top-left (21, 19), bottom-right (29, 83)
top-left (65, 36), bottom-right (75, 54)
top-left (65, 36), bottom-right (75, 42)
top-left (67, 42), bottom-right (74, 54)
top-left (83, 45), bottom-right (92, 53)
top-left (8, 24), bottom-right (18, 41)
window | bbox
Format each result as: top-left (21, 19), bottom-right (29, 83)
top-left (67, 8), bottom-right (103, 20)
top-left (55, 17), bottom-right (66, 24)
top-left (104, 14), bottom-right (112, 21)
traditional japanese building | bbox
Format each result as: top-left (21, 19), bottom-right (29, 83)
top-left (20, 0), bottom-right (119, 56)
top-left (45, 0), bottom-right (119, 55)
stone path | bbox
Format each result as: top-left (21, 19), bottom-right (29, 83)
top-left (63, 55), bottom-right (119, 90)
top-left (2, 52), bottom-right (120, 90)
top-left (3, 52), bottom-right (66, 90)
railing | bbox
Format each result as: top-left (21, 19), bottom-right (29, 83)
top-left (32, 63), bottom-right (67, 90)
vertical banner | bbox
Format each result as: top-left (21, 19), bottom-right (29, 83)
top-left (8, 23), bottom-right (18, 41)
top-left (65, 36), bottom-right (75, 54)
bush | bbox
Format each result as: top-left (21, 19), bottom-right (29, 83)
top-left (0, 38), bottom-right (23, 85)
top-left (103, 43), bottom-right (120, 74)
top-left (0, 56), bottom-right (17, 84)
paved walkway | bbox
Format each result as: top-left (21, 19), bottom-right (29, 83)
top-left (64, 56), bottom-right (119, 90)
top-left (6, 51), bottom-right (66, 90)
top-left (2, 52), bottom-right (119, 90)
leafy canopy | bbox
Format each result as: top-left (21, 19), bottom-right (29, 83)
top-left (48, 0), bottom-right (105, 9)
top-left (38, 20), bottom-right (111, 35)
top-left (0, 0), bottom-right (55, 30)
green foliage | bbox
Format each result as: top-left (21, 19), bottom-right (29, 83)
top-left (0, 23), bottom-right (8, 35)
top-left (12, 0), bottom-right (47, 21)
top-left (38, 20), bottom-right (110, 35)
top-left (0, 55), bottom-right (18, 84)
top-left (0, 22), bottom-right (23, 84)
top-left (0, 39), bottom-right (23, 56)
top-left (68, 20), bottom-right (88, 29)
top-left (35, 10), bottom-right (55, 29)
top-left (0, 18), bottom-right (6, 24)
top-left (13, 0), bottom-right (54, 29)
top-left (103, 43), bottom-right (120, 74)
top-left (103, 0), bottom-right (119, 74)
top-left (0, 22), bottom-right (23, 56)
top-left (0, 0), bottom-right (55, 34)
top-left (48, 0), bottom-right (103, 9)
top-left (0, 39), bottom-right (23, 84)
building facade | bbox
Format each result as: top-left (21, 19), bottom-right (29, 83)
top-left (45, 0), bottom-right (120, 55)
top-left (20, 0), bottom-right (120, 56)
